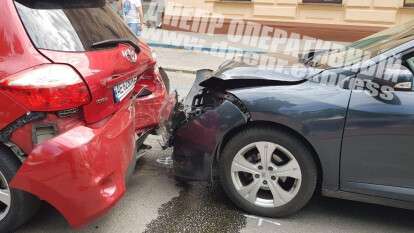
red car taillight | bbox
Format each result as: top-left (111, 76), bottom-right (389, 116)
top-left (0, 64), bottom-right (91, 112)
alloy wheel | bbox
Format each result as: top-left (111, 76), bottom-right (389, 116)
top-left (0, 172), bottom-right (11, 221)
top-left (231, 142), bottom-right (302, 208)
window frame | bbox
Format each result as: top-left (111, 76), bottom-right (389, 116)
top-left (404, 0), bottom-right (414, 7)
top-left (302, 0), bottom-right (342, 4)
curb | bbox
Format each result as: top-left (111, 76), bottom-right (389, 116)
top-left (162, 67), bottom-right (197, 74)
top-left (147, 41), bottom-right (266, 55)
top-left (148, 41), bottom-right (265, 74)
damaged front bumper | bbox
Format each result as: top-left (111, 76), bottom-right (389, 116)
top-left (162, 59), bottom-right (314, 181)
top-left (167, 70), bottom-right (250, 181)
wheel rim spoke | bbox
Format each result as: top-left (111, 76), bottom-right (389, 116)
top-left (231, 141), bottom-right (303, 208)
top-left (269, 180), bottom-right (293, 205)
top-left (239, 179), bottom-right (262, 203)
top-left (255, 142), bottom-right (277, 168)
top-left (231, 154), bottom-right (259, 175)
top-left (276, 160), bottom-right (301, 179)
top-left (0, 188), bottom-right (10, 207)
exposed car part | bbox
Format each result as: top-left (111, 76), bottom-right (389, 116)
top-left (32, 123), bottom-right (57, 145)
top-left (0, 112), bottom-right (45, 143)
top-left (169, 63), bottom-right (310, 152)
top-left (56, 108), bottom-right (81, 118)
top-left (136, 88), bottom-right (153, 98)
top-left (136, 144), bottom-right (152, 160)
top-left (135, 129), bottom-right (154, 160)
top-left (171, 70), bottom-right (252, 181)
top-left (3, 142), bottom-right (26, 163)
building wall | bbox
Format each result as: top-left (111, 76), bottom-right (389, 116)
top-left (164, 0), bottom-right (414, 41)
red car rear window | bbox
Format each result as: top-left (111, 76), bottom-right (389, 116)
top-left (14, 0), bottom-right (139, 52)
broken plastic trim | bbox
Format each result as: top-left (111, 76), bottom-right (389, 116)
top-left (0, 112), bottom-right (46, 142)
top-left (4, 141), bottom-right (26, 162)
top-left (219, 92), bottom-right (251, 121)
top-left (168, 68), bottom-right (308, 148)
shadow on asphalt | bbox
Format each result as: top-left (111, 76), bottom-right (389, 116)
top-left (140, 151), bottom-right (414, 232)
top-left (18, 152), bottom-right (414, 232)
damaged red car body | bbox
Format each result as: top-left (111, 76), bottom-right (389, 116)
top-left (0, 0), bottom-right (174, 231)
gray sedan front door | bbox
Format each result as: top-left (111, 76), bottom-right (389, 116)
top-left (341, 57), bottom-right (414, 202)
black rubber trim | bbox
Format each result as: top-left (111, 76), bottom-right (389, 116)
top-left (0, 112), bottom-right (46, 142)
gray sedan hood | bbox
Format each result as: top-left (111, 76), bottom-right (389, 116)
top-left (200, 57), bottom-right (323, 89)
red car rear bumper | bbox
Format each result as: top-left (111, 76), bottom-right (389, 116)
top-left (134, 67), bottom-right (175, 133)
top-left (10, 100), bottom-right (136, 228)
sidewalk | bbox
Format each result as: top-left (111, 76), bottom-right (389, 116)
top-left (143, 29), bottom-right (270, 53)
top-left (142, 28), bottom-right (346, 73)
top-left (153, 47), bottom-right (227, 73)
top-left (142, 28), bottom-right (265, 73)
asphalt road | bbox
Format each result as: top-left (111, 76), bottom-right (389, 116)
top-left (16, 71), bottom-right (414, 233)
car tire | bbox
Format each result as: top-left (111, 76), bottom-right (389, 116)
top-left (0, 147), bottom-right (40, 233)
top-left (219, 127), bottom-right (317, 218)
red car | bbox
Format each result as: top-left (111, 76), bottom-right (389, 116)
top-left (0, 0), bottom-right (174, 232)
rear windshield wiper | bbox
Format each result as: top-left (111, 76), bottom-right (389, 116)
top-left (90, 39), bottom-right (141, 53)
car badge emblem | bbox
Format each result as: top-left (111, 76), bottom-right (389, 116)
top-left (122, 47), bottom-right (137, 63)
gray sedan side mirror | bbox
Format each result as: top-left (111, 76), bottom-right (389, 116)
top-left (383, 66), bottom-right (414, 91)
